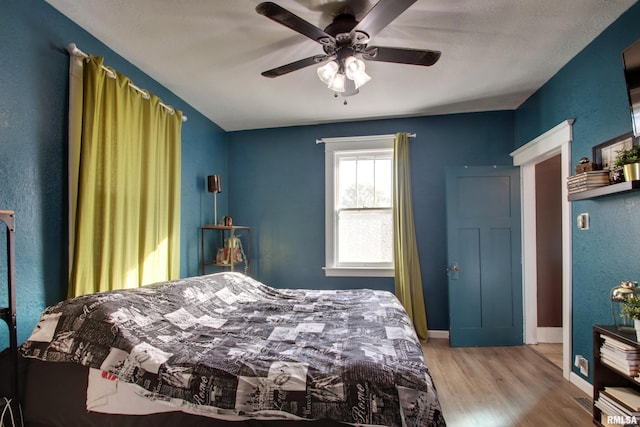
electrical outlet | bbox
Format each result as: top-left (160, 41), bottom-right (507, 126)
top-left (574, 355), bottom-right (588, 375)
top-left (580, 358), bottom-right (588, 376)
top-left (577, 213), bottom-right (589, 230)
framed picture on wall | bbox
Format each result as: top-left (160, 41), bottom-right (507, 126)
top-left (592, 131), bottom-right (638, 171)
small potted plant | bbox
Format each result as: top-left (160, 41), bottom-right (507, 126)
top-left (614, 144), bottom-right (640, 181)
top-left (621, 295), bottom-right (640, 339)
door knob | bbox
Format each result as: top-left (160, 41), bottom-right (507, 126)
top-left (447, 264), bottom-right (460, 280)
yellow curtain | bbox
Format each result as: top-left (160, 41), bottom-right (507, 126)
top-left (393, 132), bottom-right (429, 341)
top-left (68, 56), bottom-right (182, 297)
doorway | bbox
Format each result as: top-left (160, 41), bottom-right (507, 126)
top-left (532, 155), bottom-right (563, 368)
top-left (510, 120), bottom-right (574, 381)
top-left (535, 154), bottom-right (563, 346)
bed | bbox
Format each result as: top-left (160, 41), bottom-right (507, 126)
top-left (17, 272), bottom-right (446, 427)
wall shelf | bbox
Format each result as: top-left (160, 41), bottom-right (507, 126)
top-left (200, 225), bottom-right (250, 275)
top-left (568, 180), bottom-right (640, 201)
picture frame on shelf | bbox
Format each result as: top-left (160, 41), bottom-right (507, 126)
top-left (592, 132), bottom-right (637, 170)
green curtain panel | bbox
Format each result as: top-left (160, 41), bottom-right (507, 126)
top-left (393, 132), bottom-right (429, 341)
top-left (68, 56), bottom-right (182, 297)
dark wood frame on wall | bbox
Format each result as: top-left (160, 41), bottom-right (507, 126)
top-left (591, 131), bottom-right (638, 170)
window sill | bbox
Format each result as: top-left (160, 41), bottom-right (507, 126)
top-left (323, 267), bottom-right (394, 277)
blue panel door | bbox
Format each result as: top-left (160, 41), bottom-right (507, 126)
top-left (446, 166), bottom-right (522, 347)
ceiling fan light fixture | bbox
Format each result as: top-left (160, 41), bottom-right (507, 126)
top-left (351, 70), bottom-right (371, 90)
top-left (344, 56), bottom-right (364, 78)
top-left (345, 56), bottom-right (371, 89)
top-left (317, 60), bottom-right (339, 85)
top-left (327, 72), bottom-right (346, 93)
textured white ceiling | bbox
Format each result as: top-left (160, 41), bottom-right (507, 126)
top-left (45, 0), bottom-right (637, 131)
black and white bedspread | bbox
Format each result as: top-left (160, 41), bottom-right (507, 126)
top-left (20, 272), bottom-right (445, 426)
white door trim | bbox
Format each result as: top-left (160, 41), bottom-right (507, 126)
top-left (511, 119), bottom-right (574, 380)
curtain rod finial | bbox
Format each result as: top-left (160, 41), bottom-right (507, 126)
top-left (66, 43), bottom-right (87, 58)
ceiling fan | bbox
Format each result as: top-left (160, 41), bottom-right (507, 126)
top-left (256, 0), bottom-right (441, 97)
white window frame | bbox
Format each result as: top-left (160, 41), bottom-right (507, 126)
top-left (321, 134), bottom-right (395, 277)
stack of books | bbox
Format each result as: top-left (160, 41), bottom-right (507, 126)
top-left (595, 386), bottom-right (640, 426)
top-left (567, 170), bottom-right (610, 194)
top-left (600, 334), bottom-right (640, 376)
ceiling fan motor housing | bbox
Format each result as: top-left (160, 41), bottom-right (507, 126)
top-left (324, 14), bottom-right (358, 36)
top-left (322, 14), bottom-right (369, 55)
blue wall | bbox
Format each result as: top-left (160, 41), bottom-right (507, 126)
top-left (515, 2), bottom-right (640, 382)
top-left (227, 112), bottom-right (515, 331)
top-left (0, 0), bottom-right (225, 347)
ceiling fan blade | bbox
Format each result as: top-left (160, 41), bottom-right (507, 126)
top-left (362, 46), bottom-right (441, 66)
top-left (256, 2), bottom-right (334, 46)
top-left (262, 55), bottom-right (331, 78)
top-left (350, 0), bottom-right (417, 42)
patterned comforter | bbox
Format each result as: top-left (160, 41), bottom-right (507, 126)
top-left (20, 272), bottom-right (446, 426)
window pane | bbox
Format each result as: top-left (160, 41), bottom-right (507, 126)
top-left (337, 209), bottom-right (393, 264)
top-left (356, 157), bottom-right (375, 207)
top-left (338, 158), bottom-right (357, 208)
top-left (337, 153), bottom-right (392, 209)
top-left (374, 157), bottom-right (392, 207)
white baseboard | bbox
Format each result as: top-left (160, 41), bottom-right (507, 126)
top-left (537, 327), bottom-right (563, 343)
top-left (569, 372), bottom-right (593, 397)
top-left (570, 371), bottom-right (593, 397)
top-left (428, 330), bottom-right (449, 339)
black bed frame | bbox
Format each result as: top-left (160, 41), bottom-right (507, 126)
top-left (0, 210), bottom-right (20, 424)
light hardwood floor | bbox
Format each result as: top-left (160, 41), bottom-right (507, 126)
top-left (529, 343), bottom-right (563, 369)
top-left (422, 339), bottom-right (592, 427)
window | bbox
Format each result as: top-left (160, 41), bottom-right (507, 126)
top-left (322, 135), bottom-right (395, 277)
